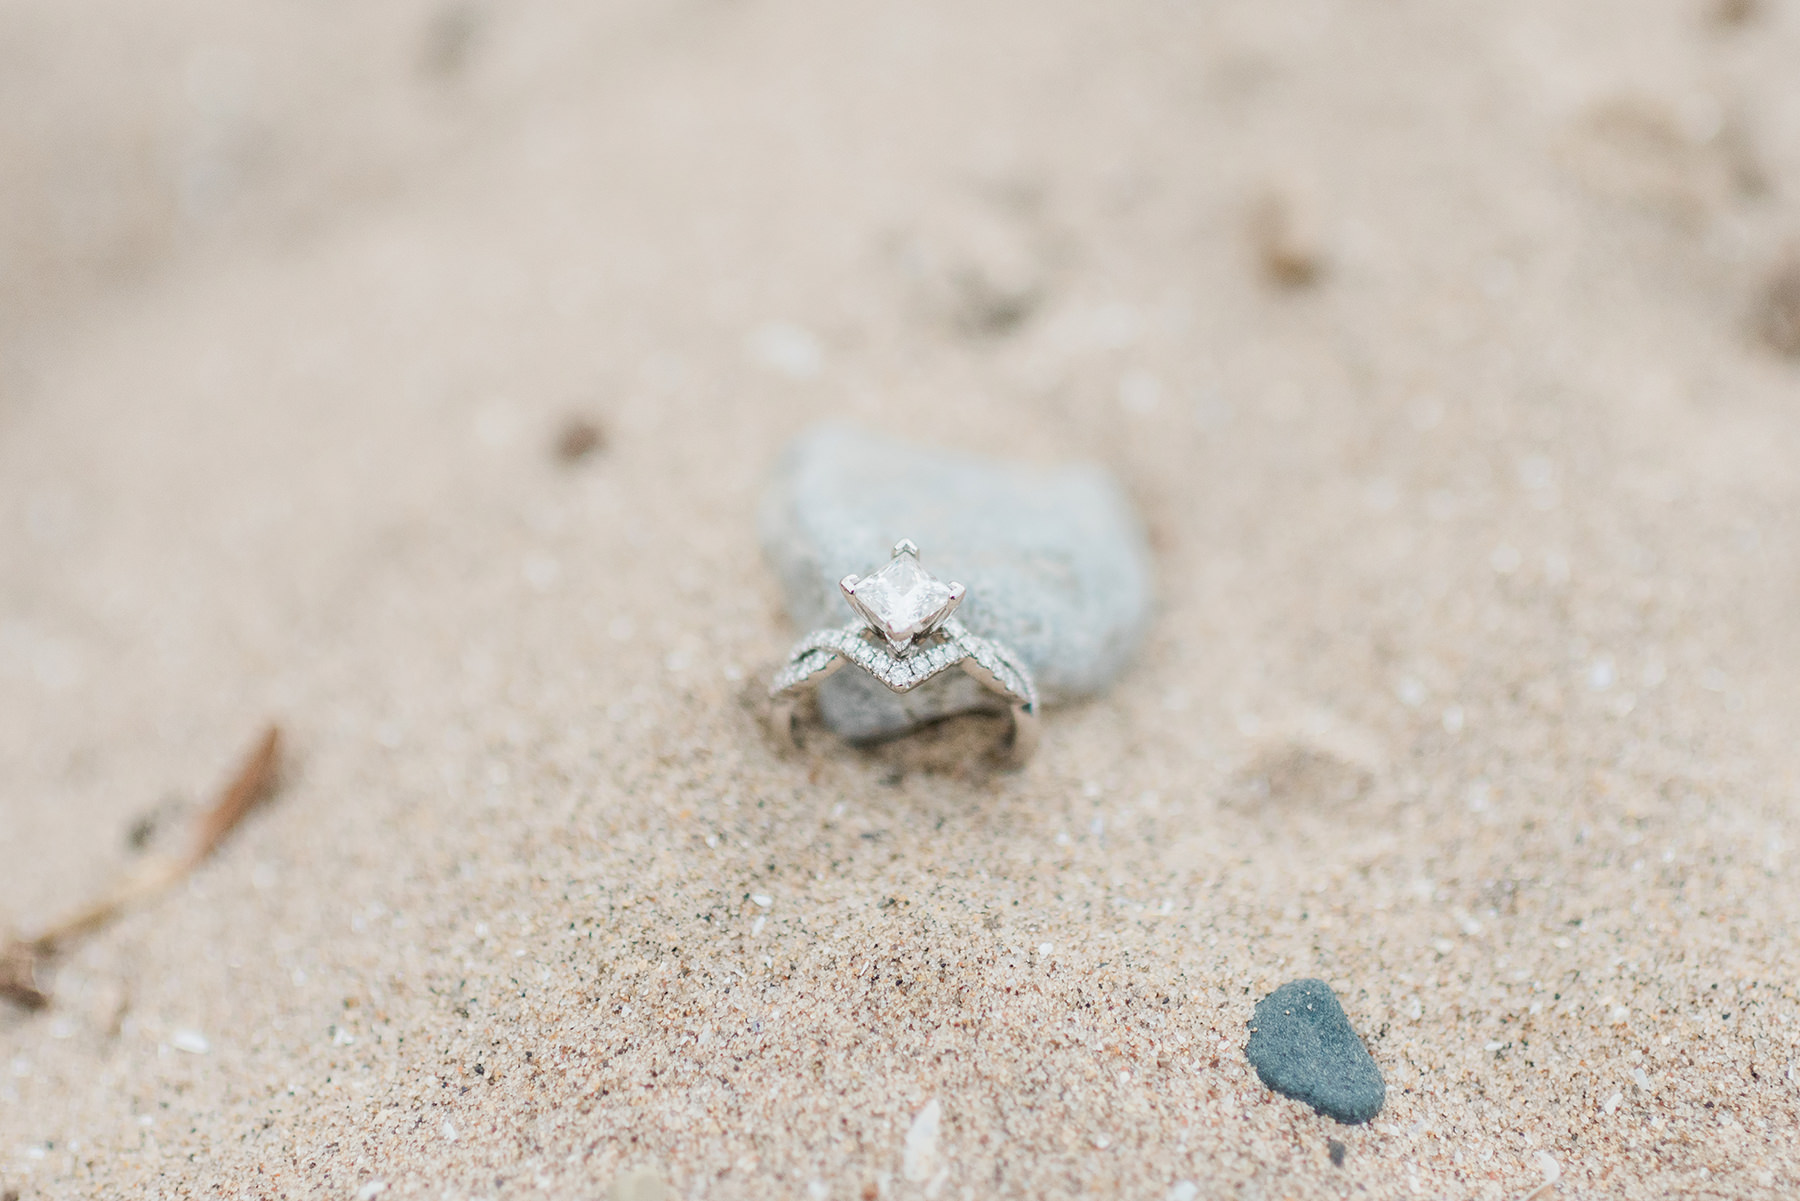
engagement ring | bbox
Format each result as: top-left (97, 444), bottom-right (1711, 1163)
top-left (769, 540), bottom-right (1039, 764)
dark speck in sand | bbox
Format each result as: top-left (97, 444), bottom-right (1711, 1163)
top-left (554, 416), bottom-right (607, 464)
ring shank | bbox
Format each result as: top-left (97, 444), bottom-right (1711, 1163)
top-left (769, 619), bottom-right (1038, 766)
top-left (955, 655), bottom-right (1039, 765)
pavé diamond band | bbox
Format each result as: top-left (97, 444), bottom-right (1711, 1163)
top-left (769, 540), bottom-right (1040, 765)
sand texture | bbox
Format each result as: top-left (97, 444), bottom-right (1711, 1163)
top-left (4, 1), bottom-right (1800, 1197)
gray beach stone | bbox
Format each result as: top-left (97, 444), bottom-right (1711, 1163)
top-left (759, 423), bottom-right (1152, 741)
top-left (1245, 979), bottom-right (1386, 1125)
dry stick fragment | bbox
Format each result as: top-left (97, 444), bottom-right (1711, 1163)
top-left (184, 724), bottom-right (282, 870)
top-left (0, 941), bottom-right (48, 1010)
top-left (0, 725), bottom-right (283, 1010)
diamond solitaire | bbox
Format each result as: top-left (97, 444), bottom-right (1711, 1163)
top-left (838, 539), bottom-right (965, 654)
top-left (769, 539), bottom-right (1039, 765)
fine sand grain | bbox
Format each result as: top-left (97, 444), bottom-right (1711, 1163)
top-left (4, 1), bottom-right (1800, 1197)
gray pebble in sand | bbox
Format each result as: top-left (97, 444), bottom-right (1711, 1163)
top-left (759, 423), bottom-right (1152, 741)
top-left (1246, 978), bottom-right (1385, 1125)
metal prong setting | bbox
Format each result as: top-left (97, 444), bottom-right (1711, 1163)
top-left (838, 539), bottom-right (965, 655)
top-left (922, 581), bottom-right (964, 635)
top-left (839, 574), bottom-right (879, 638)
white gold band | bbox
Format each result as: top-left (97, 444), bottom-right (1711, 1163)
top-left (769, 616), bottom-right (1039, 765)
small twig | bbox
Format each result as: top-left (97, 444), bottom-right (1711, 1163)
top-left (184, 725), bottom-right (282, 873)
top-left (1, 725), bottom-right (283, 1010)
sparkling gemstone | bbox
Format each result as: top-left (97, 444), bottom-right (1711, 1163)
top-left (847, 547), bottom-right (958, 653)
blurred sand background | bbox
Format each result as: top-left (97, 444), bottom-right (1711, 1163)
top-left (4, 0), bottom-right (1800, 1197)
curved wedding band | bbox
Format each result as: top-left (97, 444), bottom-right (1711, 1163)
top-left (769, 541), bottom-right (1040, 765)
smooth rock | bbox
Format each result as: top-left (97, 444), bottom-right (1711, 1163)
top-left (1245, 978), bottom-right (1385, 1125)
top-left (759, 424), bottom-right (1152, 741)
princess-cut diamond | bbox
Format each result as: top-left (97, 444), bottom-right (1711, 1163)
top-left (842, 541), bottom-right (963, 655)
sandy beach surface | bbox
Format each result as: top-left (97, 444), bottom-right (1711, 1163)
top-left (4, 1), bottom-right (1800, 1197)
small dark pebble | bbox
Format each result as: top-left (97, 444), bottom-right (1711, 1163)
top-left (1245, 978), bottom-right (1386, 1125)
top-left (1328, 1139), bottom-right (1347, 1167)
top-left (554, 417), bottom-right (607, 464)
top-left (125, 795), bottom-right (185, 852)
top-left (1250, 186), bottom-right (1325, 288)
top-left (1758, 256), bottom-right (1800, 356)
top-left (421, 2), bottom-right (484, 78)
top-left (1713, 0), bottom-right (1758, 26)
top-left (127, 812), bottom-right (159, 851)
